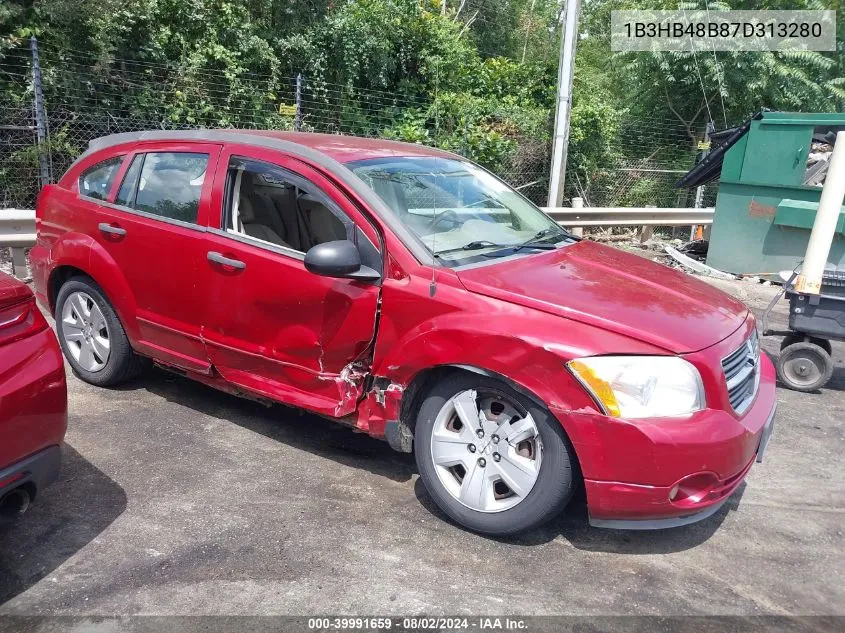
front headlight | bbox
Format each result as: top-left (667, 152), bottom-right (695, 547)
top-left (567, 356), bottom-right (705, 419)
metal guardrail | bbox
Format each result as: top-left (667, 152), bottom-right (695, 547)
top-left (0, 205), bottom-right (714, 280)
top-left (543, 207), bottom-right (715, 227)
top-left (0, 208), bottom-right (35, 246)
top-left (1, 209), bottom-right (36, 279)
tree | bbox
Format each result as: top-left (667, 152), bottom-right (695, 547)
top-left (603, 0), bottom-right (845, 146)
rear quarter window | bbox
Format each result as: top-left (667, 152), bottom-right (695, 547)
top-left (79, 156), bottom-right (123, 200)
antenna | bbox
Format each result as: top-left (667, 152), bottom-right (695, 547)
top-left (430, 61), bottom-right (440, 297)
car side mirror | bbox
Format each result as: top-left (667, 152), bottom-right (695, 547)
top-left (304, 240), bottom-right (380, 282)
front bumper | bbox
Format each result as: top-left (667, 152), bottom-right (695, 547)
top-left (553, 348), bottom-right (778, 529)
top-left (587, 402), bottom-right (775, 529)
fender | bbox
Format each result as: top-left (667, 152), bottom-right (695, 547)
top-left (48, 232), bottom-right (141, 343)
top-left (372, 309), bottom-right (661, 415)
top-left (358, 271), bottom-right (667, 446)
top-left (373, 318), bottom-right (597, 418)
top-left (360, 309), bottom-right (666, 449)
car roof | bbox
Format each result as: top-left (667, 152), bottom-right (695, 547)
top-left (235, 131), bottom-right (454, 163)
top-left (86, 129), bottom-right (455, 164)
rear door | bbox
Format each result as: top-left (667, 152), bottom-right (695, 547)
top-left (201, 146), bottom-right (382, 417)
top-left (92, 142), bottom-right (221, 373)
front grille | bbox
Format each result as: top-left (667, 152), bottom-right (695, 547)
top-left (721, 330), bottom-right (760, 415)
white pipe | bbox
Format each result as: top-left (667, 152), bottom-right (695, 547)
top-left (795, 131), bottom-right (845, 295)
top-left (546, 0), bottom-right (580, 208)
top-left (569, 196), bottom-right (583, 237)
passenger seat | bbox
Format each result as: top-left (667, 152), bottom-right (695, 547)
top-left (298, 194), bottom-right (347, 247)
top-left (239, 195), bottom-right (289, 247)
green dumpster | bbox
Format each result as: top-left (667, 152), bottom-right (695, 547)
top-left (678, 111), bottom-right (845, 277)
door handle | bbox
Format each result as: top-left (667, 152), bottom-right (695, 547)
top-left (207, 251), bottom-right (246, 270)
top-left (98, 222), bottom-right (126, 237)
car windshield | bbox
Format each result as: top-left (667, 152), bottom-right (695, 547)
top-left (348, 156), bottom-right (572, 265)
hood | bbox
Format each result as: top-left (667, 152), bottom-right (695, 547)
top-left (0, 272), bottom-right (32, 310)
top-left (456, 241), bottom-right (748, 354)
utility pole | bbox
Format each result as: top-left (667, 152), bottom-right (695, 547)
top-left (30, 36), bottom-right (51, 188)
top-left (547, 0), bottom-right (580, 208)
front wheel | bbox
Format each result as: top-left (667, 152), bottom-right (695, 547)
top-left (414, 374), bottom-right (576, 536)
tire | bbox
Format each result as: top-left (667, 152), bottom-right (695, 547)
top-left (414, 373), bottom-right (576, 536)
top-left (55, 276), bottom-right (146, 386)
top-left (777, 341), bottom-right (833, 392)
top-left (780, 333), bottom-right (832, 356)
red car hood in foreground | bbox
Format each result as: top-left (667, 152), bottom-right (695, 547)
top-left (456, 240), bottom-right (749, 354)
top-left (0, 272), bottom-right (31, 308)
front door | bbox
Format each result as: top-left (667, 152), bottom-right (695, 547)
top-left (93, 142), bottom-right (221, 373)
top-left (201, 146), bottom-right (382, 417)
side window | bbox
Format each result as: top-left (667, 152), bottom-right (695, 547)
top-left (115, 154), bottom-right (144, 207)
top-left (223, 157), bottom-right (353, 253)
top-left (79, 156), bottom-right (123, 200)
top-left (132, 152), bottom-right (209, 224)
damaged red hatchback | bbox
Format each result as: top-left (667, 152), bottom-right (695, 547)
top-left (31, 130), bottom-right (776, 535)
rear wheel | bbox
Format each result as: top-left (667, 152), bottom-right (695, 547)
top-left (414, 374), bottom-right (576, 535)
top-left (56, 276), bottom-right (146, 386)
top-left (777, 341), bottom-right (833, 392)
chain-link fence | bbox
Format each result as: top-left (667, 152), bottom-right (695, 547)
top-left (0, 45), bottom-right (39, 209)
top-left (1, 37), bottom-right (715, 213)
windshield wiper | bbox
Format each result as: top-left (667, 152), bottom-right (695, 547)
top-left (512, 227), bottom-right (568, 252)
top-left (435, 236), bottom-right (559, 259)
top-left (434, 240), bottom-right (512, 256)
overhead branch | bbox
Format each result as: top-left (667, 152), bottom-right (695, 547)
top-left (458, 10), bottom-right (479, 37)
top-left (665, 86), bottom-right (708, 146)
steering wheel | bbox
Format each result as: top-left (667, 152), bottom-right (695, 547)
top-left (429, 209), bottom-right (461, 231)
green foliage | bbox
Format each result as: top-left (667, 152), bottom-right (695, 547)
top-left (568, 87), bottom-right (622, 192)
top-left (465, 56), bottom-right (557, 108)
top-left (598, 0), bottom-right (845, 141)
top-left (615, 177), bottom-right (673, 207)
top-left (384, 88), bottom-right (550, 173)
top-left (1, 0), bottom-right (843, 210)
top-left (282, 0), bottom-right (477, 98)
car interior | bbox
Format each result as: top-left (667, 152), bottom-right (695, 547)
top-left (228, 168), bottom-right (349, 252)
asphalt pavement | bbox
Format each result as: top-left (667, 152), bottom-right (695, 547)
top-left (0, 277), bottom-right (842, 617)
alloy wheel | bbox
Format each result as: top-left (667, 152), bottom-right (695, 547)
top-left (429, 389), bottom-right (543, 513)
top-left (61, 291), bottom-right (110, 372)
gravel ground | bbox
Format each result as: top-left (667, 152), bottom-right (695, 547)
top-left (0, 272), bottom-right (842, 618)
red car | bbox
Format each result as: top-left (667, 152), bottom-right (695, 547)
top-left (31, 130), bottom-right (776, 535)
top-left (0, 271), bottom-right (67, 520)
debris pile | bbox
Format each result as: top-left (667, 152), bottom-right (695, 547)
top-left (663, 244), bottom-right (736, 280)
top-left (804, 141), bottom-right (833, 187)
top-left (590, 231), bottom-right (779, 285)
top-left (0, 248), bottom-right (13, 276)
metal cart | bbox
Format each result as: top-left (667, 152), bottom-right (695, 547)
top-left (762, 268), bottom-right (845, 392)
